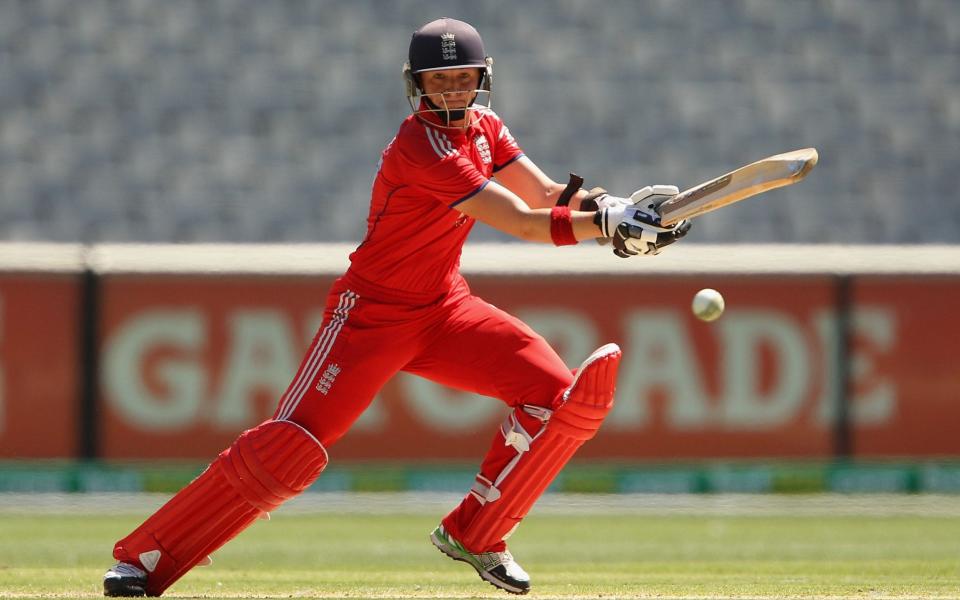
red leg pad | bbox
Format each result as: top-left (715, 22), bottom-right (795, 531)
top-left (113, 420), bottom-right (327, 596)
top-left (443, 343), bottom-right (621, 552)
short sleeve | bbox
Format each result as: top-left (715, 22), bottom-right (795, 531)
top-left (415, 154), bottom-right (490, 207)
top-left (393, 132), bottom-right (490, 207)
top-left (492, 122), bottom-right (524, 172)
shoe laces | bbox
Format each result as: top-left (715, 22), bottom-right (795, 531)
top-left (106, 563), bottom-right (147, 580)
top-left (477, 548), bottom-right (522, 571)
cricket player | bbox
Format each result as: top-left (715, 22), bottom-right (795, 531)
top-left (103, 17), bottom-right (691, 597)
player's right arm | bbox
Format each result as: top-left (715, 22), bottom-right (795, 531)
top-left (455, 180), bottom-right (601, 243)
top-left (457, 181), bottom-right (691, 255)
top-left (488, 151), bottom-right (691, 254)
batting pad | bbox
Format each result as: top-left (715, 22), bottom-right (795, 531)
top-left (450, 343), bottom-right (621, 552)
top-left (112, 420), bottom-right (327, 596)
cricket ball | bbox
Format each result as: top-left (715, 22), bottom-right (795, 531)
top-left (692, 288), bottom-right (725, 322)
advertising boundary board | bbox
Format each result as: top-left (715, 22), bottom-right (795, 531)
top-left (1, 243), bottom-right (958, 465)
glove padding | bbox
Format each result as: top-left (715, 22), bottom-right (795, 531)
top-left (613, 217), bottom-right (692, 257)
top-left (596, 185), bottom-right (692, 257)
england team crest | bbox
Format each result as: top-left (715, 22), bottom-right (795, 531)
top-left (475, 135), bottom-right (492, 164)
top-left (441, 32), bottom-right (457, 61)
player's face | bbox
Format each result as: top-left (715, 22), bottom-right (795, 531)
top-left (419, 68), bottom-right (481, 123)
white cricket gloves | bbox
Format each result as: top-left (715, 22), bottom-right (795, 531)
top-left (592, 185), bottom-right (691, 257)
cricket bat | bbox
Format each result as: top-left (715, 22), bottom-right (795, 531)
top-left (657, 148), bottom-right (819, 226)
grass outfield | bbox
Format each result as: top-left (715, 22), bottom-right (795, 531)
top-left (1, 497), bottom-right (959, 599)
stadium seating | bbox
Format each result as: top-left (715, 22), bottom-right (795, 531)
top-left (0, 0), bottom-right (956, 243)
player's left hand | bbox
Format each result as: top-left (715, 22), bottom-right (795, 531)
top-left (595, 185), bottom-right (692, 257)
top-left (595, 185), bottom-right (679, 237)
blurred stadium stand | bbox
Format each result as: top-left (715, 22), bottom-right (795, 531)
top-left (0, 0), bottom-right (956, 243)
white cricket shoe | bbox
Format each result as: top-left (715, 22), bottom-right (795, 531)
top-left (103, 562), bottom-right (147, 597)
top-left (430, 524), bottom-right (531, 594)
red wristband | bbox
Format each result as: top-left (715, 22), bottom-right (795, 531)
top-left (550, 206), bottom-right (578, 246)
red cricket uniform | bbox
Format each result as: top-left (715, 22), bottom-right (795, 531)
top-left (109, 19), bottom-right (621, 594)
top-left (273, 108), bottom-right (574, 452)
top-left (110, 105), bottom-right (622, 595)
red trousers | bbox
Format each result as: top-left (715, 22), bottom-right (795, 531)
top-left (109, 272), bottom-right (580, 592)
top-left (273, 272), bottom-right (574, 448)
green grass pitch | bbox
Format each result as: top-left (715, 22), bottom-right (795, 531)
top-left (1, 504), bottom-right (959, 599)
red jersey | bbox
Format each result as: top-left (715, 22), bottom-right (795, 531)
top-left (347, 108), bottom-right (523, 299)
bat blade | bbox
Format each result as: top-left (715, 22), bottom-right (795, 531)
top-left (657, 148), bottom-right (818, 226)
